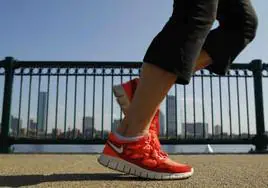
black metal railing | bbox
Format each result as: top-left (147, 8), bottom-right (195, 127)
top-left (0, 57), bottom-right (267, 153)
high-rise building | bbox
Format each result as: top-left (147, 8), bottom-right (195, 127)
top-left (214, 125), bottom-right (221, 135)
top-left (10, 116), bottom-right (22, 135)
top-left (37, 92), bottom-right (48, 133)
top-left (167, 95), bottom-right (177, 137)
top-left (159, 110), bottom-right (165, 137)
top-left (27, 119), bottom-right (38, 137)
top-left (182, 122), bottom-right (208, 138)
top-left (82, 116), bottom-right (94, 137)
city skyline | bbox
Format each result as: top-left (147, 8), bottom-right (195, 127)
top-left (6, 112), bottom-right (256, 138)
top-left (181, 122), bottom-right (209, 138)
top-left (1, 89), bottom-right (262, 136)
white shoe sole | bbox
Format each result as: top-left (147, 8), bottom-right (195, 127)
top-left (113, 84), bottom-right (130, 115)
top-left (98, 154), bottom-right (194, 180)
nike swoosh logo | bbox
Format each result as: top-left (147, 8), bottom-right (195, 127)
top-left (107, 141), bottom-right (123, 154)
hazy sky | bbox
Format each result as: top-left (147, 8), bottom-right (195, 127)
top-left (0, 0), bottom-right (267, 134)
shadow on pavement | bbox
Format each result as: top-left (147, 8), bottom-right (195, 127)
top-left (0, 173), bottom-right (145, 187)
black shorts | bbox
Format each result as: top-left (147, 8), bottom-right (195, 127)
top-left (143, 0), bottom-right (258, 85)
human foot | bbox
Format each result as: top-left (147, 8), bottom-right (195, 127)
top-left (98, 132), bottom-right (193, 179)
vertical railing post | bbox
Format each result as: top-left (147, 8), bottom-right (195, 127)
top-left (250, 59), bottom-right (268, 153)
top-left (0, 57), bottom-right (15, 153)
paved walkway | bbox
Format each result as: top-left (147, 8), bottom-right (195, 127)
top-left (0, 154), bottom-right (267, 188)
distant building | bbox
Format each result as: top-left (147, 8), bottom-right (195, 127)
top-left (72, 128), bottom-right (81, 138)
top-left (167, 95), bottom-right (177, 137)
top-left (37, 92), bottom-right (48, 133)
top-left (10, 116), bottom-right (22, 135)
top-left (65, 128), bottom-right (81, 138)
top-left (182, 122), bottom-right (208, 138)
top-left (159, 110), bottom-right (165, 137)
top-left (29, 119), bottom-right (37, 131)
top-left (52, 128), bottom-right (62, 137)
top-left (214, 125), bottom-right (221, 136)
top-left (20, 128), bottom-right (27, 137)
top-left (27, 119), bottom-right (38, 137)
top-left (66, 127), bottom-right (72, 138)
top-left (82, 116), bottom-right (94, 137)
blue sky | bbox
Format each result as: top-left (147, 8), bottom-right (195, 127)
top-left (1, 0), bottom-right (266, 62)
top-left (0, 0), bottom-right (171, 61)
top-left (0, 0), bottom-right (267, 134)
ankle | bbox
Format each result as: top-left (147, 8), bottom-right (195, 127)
top-left (113, 131), bottom-right (145, 142)
top-left (115, 118), bottom-right (150, 137)
top-left (116, 127), bottom-right (149, 137)
top-left (123, 129), bottom-right (149, 137)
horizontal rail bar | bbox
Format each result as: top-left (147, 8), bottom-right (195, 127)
top-left (8, 137), bottom-right (252, 145)
top-left (11, 73), bottom-right (254, 78)
top-left (14, 61), bottom-right (142, 69)
top-left (0, 59), bottom-right (260, 70)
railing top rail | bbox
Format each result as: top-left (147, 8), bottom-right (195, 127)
top-left (0, 59), bottom-right (142, 69)
top-left (230, 63), bottom-right (253, 70)
top-left (0, 57), bottom-right (265, 70)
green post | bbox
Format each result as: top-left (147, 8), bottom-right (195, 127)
top-left (0, 57), bottom-right (15, 153)
top-left (250, 59), bottom-right (268, 153)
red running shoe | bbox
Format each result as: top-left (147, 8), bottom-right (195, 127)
top-left (98, 132), bottom-right (193, 179)
top-left (113, 78), bottom-right (160, 135)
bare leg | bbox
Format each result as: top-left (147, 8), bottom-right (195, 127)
top-left (116, 62), bottom-right (177, 137)
top-left (116, 50), bottom-right (212, 137)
